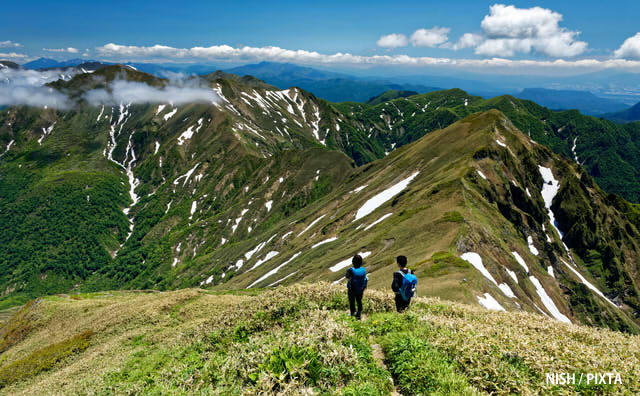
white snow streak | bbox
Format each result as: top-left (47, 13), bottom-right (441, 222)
top-left (477, 293), bottom-right (505, 311)
top-left (529, 276), bottom-right (571, 323)
top-left (354, 172), bottom-right (419, 221)
top-left (560, 259), bottom-right (617, 307)
top-left (247, 251), bottom-right (301, 288)
top-left (330, 251), bottom-right (371, 272)
top-left (364, 213), bottom-right (393, 231)
top-left (312, 237), bottom-right (338, 249)
top-left (298, 214), bottom-right (326, 237)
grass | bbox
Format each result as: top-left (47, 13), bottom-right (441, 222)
top-left (0, 284), bottom-right (638, 395)
top-left (0, 330), bottom-right (92, 388)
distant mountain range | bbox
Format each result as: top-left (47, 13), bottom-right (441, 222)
top-left (605, 102), bottom-right (640, 123)
top-left (22, 57), bottom-right (99, 69)
top-left (224, 61), bottom-right (441, 102)
top-left (14, 59), bottom-right (639, 115)
top-left (516, 88), bottom-right (628, 116)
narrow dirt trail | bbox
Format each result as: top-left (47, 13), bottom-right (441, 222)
top-left (369, 335), bottom-right (402, 396)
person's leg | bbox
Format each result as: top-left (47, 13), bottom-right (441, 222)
top-left (355, 290), bottom-right (363, 319)
top-left (348, 288), bottom-right (356, 316)
top-left (394, 294), bottom-right (404, 313)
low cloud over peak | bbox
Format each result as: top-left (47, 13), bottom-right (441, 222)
top-left (0, 68), bottom-right (219, 109)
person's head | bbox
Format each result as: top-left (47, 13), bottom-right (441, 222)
top-left (396, 255), bottom-right (407, 268)
top-left (352, 254), bottom-right (363, 268)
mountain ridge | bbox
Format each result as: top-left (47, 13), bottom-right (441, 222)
top-left (1, 68), bottom-right (639, 334)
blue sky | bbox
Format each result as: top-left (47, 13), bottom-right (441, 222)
top-left (2, 1), bottom-right (640, 74)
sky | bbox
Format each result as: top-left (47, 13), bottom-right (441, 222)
top-left (3, 1), bottom-right (640, 75)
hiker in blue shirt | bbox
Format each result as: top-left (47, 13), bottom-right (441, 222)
top-left (391, 255), bottom-right (417, 312)
top-left (345, 254), bottom-right (367, 320)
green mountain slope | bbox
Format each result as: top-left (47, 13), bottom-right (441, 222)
top-left (1, 67), bottom-right (639, 333)
top-left (0, 285), bottom-right (638, 395)
top-left (605, 101), bottom-right (640, 123)
top-left (336, 89), bottom-right (640, 203)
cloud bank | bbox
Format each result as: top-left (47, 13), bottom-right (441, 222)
top-left (0, 41), bottom-right (22, 48)
top-left (0, 68), bottom-right (219, 109)
top-left (83, 79), bottom-right (219, 106)
top-left (44, 47), bottom-right (80, 54)
top-left (95, 42), bottom-right (640, 73)
top-left (0, 68), bottom-right (74, 108)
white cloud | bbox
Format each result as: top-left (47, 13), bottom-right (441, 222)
top-left (0, 68), bottom-right (75, 108)
top-left (0, 67), bottom-right (219, 109)
top-left (450, 33), bottom-right (484, 50)
top-left (43, 47), bottom-right (80, 54)
top-left (0, 41), bottom-right (22, 48)
top-left (452, 4), bottom-right (587, 58)
top-left (83, 79), bottom-right (220, 106)
top-left (0, 52), bottom-right (27, 59)
top-left (92, 42), bottom-right (640, 74)
top-left (410, 27), bottom-right (450, 47)
top-left (614, 32), bottom-right (640, 59)
top-left (376, 33), bottom-right (408, 48)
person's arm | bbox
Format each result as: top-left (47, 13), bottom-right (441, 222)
top-left (391, 271), bottom-right (401, 293)
top-left (345, 268), bottom-right (352, 280)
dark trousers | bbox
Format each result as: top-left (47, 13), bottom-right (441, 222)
top-left (348, 288), bottom-right (363, 319)
top-left (395, 293), bottom-right (410, 312)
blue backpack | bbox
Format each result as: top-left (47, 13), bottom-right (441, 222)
top-left (399, 271), bottom-right (417, 301)
top-left (349, 267), bottom-right (368, 291)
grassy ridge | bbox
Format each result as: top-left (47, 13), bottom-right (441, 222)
top-left (0, 284), bottom-right (638, 395)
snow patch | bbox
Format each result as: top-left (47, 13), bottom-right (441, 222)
top-left (461, 252), bottom-right (498, 286)
top-left (477, 293), bottom-right (505, 311)
top-left (364, 213), bottom-right (393, 231)
top-left (163, 107), bottom-right (177, 121)
top-left (267, 270), bottom-right (299, 287)
top-left (560, 259), bottom-right (617, 307)
top-left (298, 214), bottom-right (326, 237)
top-left (350, 185), bottom-right (368, 194)
top-left (312, 237), bottom-right (338, 249)
top-left (505, 268), bottom-right (518, 284)
top-left (249, 251), bottom-right (279, 271)
top-left (247, 251), bottom-right (301, 288)
top-left (354, 172), bottom-right (419, 221)
top-left (511, 251), bottom-right (529, 273)
top-left (330, 251), bottom-right (372, 272)
top-left (38, 122), bottom-right (56, 145)
top-left (529, 276), bottom-right (571, 323)
top-left (538, 166), bottom-right (563, 238)
top-left (527, 236), bottom-right (539, 256)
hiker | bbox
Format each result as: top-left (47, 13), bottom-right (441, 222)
top-left (392, 255), bottom-right (417, 312)
top-left (345, 254), bottom-right (368, 320)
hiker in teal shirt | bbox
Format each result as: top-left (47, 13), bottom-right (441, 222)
top-left (345, 254), bottom-right (367, 320)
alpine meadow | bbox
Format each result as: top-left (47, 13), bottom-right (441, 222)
top-left (2, 1), bottom-right (640, 394)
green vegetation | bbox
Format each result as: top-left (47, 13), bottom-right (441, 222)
top-left (1, 70), bottom-right (639, 334)
top-left (0, 330), bottom-right (92, 388)
top-left (0, 284), bottom-right (638, 395)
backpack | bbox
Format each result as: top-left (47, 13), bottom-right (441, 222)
top-left (399, 271), bottom-right (417, 301)
top-left (349, 267), bottom-right (368, 291)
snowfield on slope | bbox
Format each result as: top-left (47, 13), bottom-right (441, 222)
top-left (354, 172), bottom-right (419, 221)
top-left (477, 293), bottom-right (505, 311)
top-left (529, 276), bottom-right (571, 324)
top-left (330, 251), bottom-right (372, 272)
